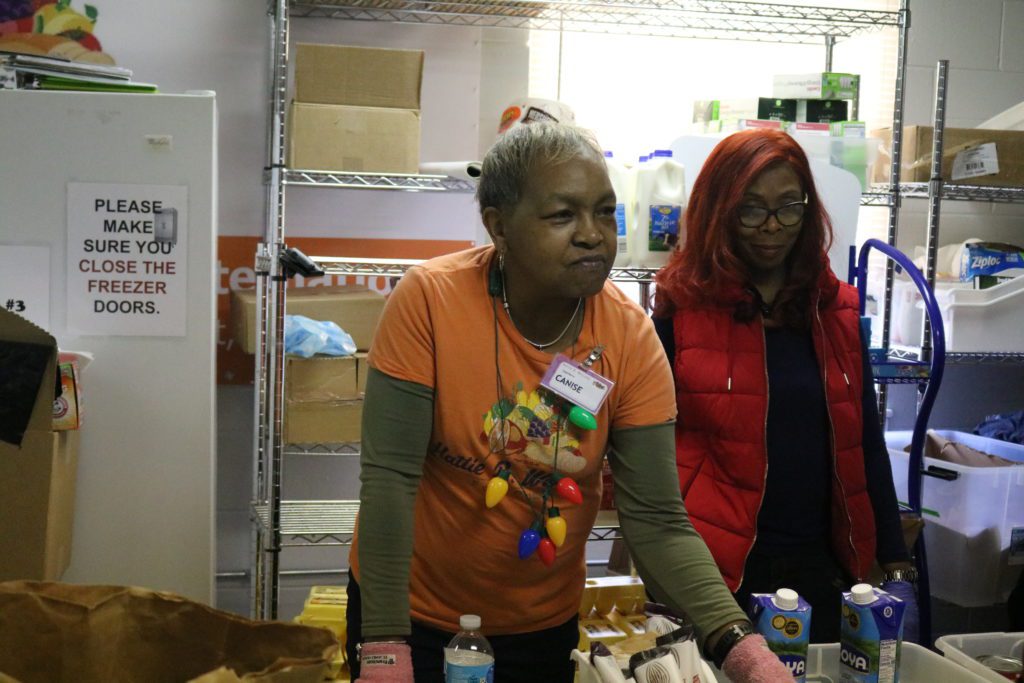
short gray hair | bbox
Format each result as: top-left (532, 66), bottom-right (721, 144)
top-left (476, 123), bottom-right (603, 215)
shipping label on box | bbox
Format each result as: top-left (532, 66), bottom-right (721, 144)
top-left (288, 102), bottom-right (421, 174)
top-left (295, 43), bottom-right (424, 109)
top-left (773, 72), bottom-right (859, 100)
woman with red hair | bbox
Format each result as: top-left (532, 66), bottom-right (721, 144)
top-left (653, 129), bottom-right (917, 642)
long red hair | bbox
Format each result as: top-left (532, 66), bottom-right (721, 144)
top-left (654, 129), bottom-right (834, 328)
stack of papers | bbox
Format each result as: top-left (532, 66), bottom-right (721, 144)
top-left (0, 51), bottom-right (157, 93)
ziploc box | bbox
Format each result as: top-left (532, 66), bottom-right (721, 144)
top-left (839, 584), bottom-right (906, 683)
top-left (749, 589), bottom-right (812, 682)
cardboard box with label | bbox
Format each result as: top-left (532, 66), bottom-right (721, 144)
top-left (294, 43), bottom-right (423, 110)
top-left (232, 286), bottom-right (386, 355)
top-left (288, 102), bottom-right (420, 174)
top-left (0, 309), bottom-right (79, 581)
top-left (692, 97), bottom-right (796, 123)
top-left (873, 125), bottom-right (1024, 187)
top-left (796, 99), bottom-right (849, 123)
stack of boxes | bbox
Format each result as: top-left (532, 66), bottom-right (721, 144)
top-left (288, 43), bottom-right (424, 174)
top-left (294, 585), bottom-right (349, 680)
top-left (692, 72), bottom-right (875, 188)
top-left (578, 576), bottom-right (649, 650)
top-left (231, 285), bottom-right (387, 444)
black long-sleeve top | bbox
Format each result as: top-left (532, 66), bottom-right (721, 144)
top-left (653, 315), bottom-right (909, 565)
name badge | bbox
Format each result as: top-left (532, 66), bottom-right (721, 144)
top-left (540, 353), bottom-right (614, 414)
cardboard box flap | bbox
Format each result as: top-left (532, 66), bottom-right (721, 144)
top-left (0, 309), bottom-right (57, 445)
top-left (295, 43), bottom-right (424, 110)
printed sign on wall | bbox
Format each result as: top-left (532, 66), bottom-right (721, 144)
top-left (67, 182), bottom-right (188, 336)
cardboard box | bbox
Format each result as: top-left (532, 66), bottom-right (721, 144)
top-left (288, 101), bottom-right (420, 174)
top-left (286, 355), bottom-right (359, 403)
top-left (0, 309), bottom-right (79, 581)
top-left (294, 43), bottom-right (423, 110)
top-left (797, 99), bottom-right (848, 122)
top-left (232, 286), bottom-right (386, 355)
top-left (284, 399), bottom-right (362, 444)
top-left (356, 353), bottom-right (369, 395)
top-left (873, 125), bottom-right (1024, 187)
top-left (773, 72), bottom-right (860, 100)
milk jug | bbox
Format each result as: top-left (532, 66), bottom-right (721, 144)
top-left (604, 151), bottom-right (632, 268)
top-left (634, 149), bottom-right (685, 269)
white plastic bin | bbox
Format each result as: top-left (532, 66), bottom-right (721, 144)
top-left (935, 632), bottom-right (1024, 682)
top-left (715, 642), bottom-right (988, 681)
top-left (890, 275), bottom-right (1024, 352)
top-left (886, 430), bottom-right (1024, 606)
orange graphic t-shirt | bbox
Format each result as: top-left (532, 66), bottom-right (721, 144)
top-left (351, 246), bottom-right (676, 634)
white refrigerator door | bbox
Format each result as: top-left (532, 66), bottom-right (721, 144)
top-left (0, 90), bottom-right (217, 603)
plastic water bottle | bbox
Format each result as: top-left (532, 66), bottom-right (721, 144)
top-left (444, 614), bottom-right (495, 683)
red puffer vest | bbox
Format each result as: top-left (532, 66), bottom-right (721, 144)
top-left (672, 270), bottom-right (876, 591)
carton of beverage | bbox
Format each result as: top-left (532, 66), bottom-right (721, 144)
top-left (840, 584), bottom-right (906, 683)
top-left (749, 588), bottom-right (812, 682)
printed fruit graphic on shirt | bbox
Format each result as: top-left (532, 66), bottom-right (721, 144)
top-left (0, 0), bottom-right (114, 64)
top-left (482, 385), bottom-right (587, 475)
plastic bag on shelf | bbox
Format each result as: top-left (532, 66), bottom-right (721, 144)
top-left (284, 315), bottom-right (356, 359)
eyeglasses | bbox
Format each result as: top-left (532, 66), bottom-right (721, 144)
top-left (738, 201), bottom-right (806, 229)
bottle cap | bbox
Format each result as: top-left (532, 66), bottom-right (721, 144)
top-left (851, 583), bottom-right (876, 605)
top-left (604, 150), bottom-right (614, 158)
top-left (653, 149), bottom-right (673, 157)
top-left (638, 155), bottom-right (649, 163)
top-left (460, 614), bottom-right (482, 631)
top-left (774, 588), bottom-right (799, 610)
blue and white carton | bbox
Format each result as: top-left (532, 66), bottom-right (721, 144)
top-left (839, 584), bottom-right (906, 683)
top-left (749, 588), bottom-right (812, 682)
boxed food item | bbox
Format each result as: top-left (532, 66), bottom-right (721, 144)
top-left (692, 97), bottom-right (796, 123)
top-left (288, 102), bottom-right (420, 174)
top-left (284, 399), bottom-right (362, 445)
top-left (232, 286), bottom-right (386, 355)
top-left (0, 309), bottom-right (80, 581)
top-left (773, 72), bottom-right (860, 100)
top-left (294, 43), bottom-right (423, 110)
top-left (796, 99), bottom-right (848, 122)
top-left (52, 358), bottom-right (81, 431)
top-left (873, 125), bottom-right (1024, 186)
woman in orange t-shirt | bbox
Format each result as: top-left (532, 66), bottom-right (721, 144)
top-left (349, 123), bottom-right (791, 683)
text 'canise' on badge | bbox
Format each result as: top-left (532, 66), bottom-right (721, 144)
top-left (540, 353), bottom-right (614, 415)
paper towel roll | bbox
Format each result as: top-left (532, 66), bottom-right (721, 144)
top-left (419, 161), bottom-right (482, 183)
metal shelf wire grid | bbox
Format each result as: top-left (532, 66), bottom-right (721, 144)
top-left (898, 182), bottom-right (1024, 203)
top-left (315, 256), bottom-right (659, 282)
top-left (887, 345), bottom-right (1024, 365)
top-left (290, 0), bottom-right (897, 43)
top-left (254, 501), bottom-right (621, 546)
top-left (276, 169), bottom-right (477, 192)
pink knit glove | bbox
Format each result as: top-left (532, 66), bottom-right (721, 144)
top-left (356, 642), bottom-right (414, 682)
top-left (721, 634), bottom-right (794, 683)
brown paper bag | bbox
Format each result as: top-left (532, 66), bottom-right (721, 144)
top-left (0, 581), bottom-right (338, 683)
